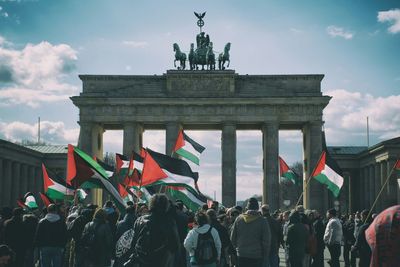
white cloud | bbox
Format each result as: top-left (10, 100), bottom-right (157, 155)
top-left (122, 41), bottom-right (148, 48)
top-left (0, 36), bottom-right (78, 107)
top-left (378, 9), bottom-right (400, 34)
top-left (326, 25), bottom-right (354, 40)
top-left (0, 120), bottom-right (79, 144)
top-left (290, 28), bottom-right (303, 34)
top-left (324, 89), bottom-right (400, 145)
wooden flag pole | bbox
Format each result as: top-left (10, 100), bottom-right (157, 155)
top-left (364, 161), bottom-right (397, 224)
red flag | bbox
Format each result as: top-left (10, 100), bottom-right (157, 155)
top-left (395, 159), bottom-right (400, 171)
top-left (16, 199), bottom-right (26, 208)
top-left (39, 192), bottom-right (53, 207)
top-left (66, 144), bottom-right (76, 185)
top-left (118, 184), bottom-right (129, 198)
top-left (123, 169), bottom-right (141, 187)
top-left (173, 129), bottom-right (185, 152)
top-left (42, 163), bottom-right (54, 192)
top-left (141, 150), bottom-right (168, 186)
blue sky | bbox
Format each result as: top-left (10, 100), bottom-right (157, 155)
top-left (0, 0), bottom-right (399, 201)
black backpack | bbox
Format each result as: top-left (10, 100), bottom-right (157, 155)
top-left (133, 215), bottom-right (168, 265)
top-left (194, 226), bottom-right (218, 265)
top-left (81, 222), bottom-right (100, 260)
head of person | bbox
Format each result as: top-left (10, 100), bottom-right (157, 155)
top-left (206, 209), bottom-right (217, 223)
top-left (349, 213), bottom-right (355, 220)
top-left (246, 197), bottom-right (259, 211)
top-left (93, 208), bottom-right (107, 222)
top-left (211, 201), bottom-right (219, 211)
top-left (195, 211), bottom-right (208, 227)
top-left (175, 200), bottom-right (184, 211)
top-left (234, 205), bottom-right (243, 214)
top-left (138, 204), bottom-right (149, 216)
top-left (361, 209), bottom-right (372, 223)
top-left (227, 208), bottom-right (240, 223)
top-left (0, 245), bottom-right (14, 266)
top-left (201, 204), bottom-right (209, 212)
top-left (326, 208), bottom-right (337, 219)
top-left (295, 205), bottom-right (305, 214)
top-left (47, 204), bottom-right (58, 214)
top-left (307, 210), bottom-right (315, 221)
top-left (289, 210), bottom-right (301, 224)
top-left (126, 201), bottom-right (134, 207)
top-left (149, 194), bottom-right (170, 215)
top-left (261, 204), bottom-right (270, 216)
top-left (125, 205), bottom-right (135, 216)
top-left (104, 201), bottom-right (114, 209)
top-left (283, 210), bottom-right (291, 222)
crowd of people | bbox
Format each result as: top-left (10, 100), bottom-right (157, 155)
top-left (0, 194), bottom-right (390, 267)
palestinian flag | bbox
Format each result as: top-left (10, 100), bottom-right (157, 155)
top-left (173, 130), bottom-right (205, 165)
top-left (42, 164), bottom-right (75, 200)
top-left (116, 153), bottom-right (143, 176)
top-left (132, 149), bottom-right (199, 190)
top-left (39, 192), bottom-right (54, 207)
top-left (66, 144), bottom-right (126, 210)
top-left (395, 159), bottom-right (400, 172)
top-left (311, 151), bottom-right (344, 198)
top-left (123, 169), bottom-right (141, 187)
top-left (18, 192), bottom-right (38, 210)
top-left (279, 156), bottom-right (300, 185)
top-left (96, 157), bottom-right (115, 178)
top-left (166, 185), bottom-right (207, 211)
top-left (76, 189), bottom-right (88, 201)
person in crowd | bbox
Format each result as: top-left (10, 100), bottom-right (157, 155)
top-left (23, 214), bottom-right (38, 267)
top-left (175, 201), bottom-right (189, 267)
top-left (282, 210), bottom-right (291, 267)
top-left (2, 207), bottom-right (27, 267)
top-left (286, 211), bottom-right (308, 267)
top-left (0, 208), bottom-right (12, 244)
top-left (115, 206), bottom-right (136, 241)
top-left (126, 194), bottom-right (180, 267)
top-left (0, 245), bottom-right (15, 267)
top-left (68, 208), bottom-right (94, 267)
top-left (35, 204), bottom-right (68, 267)
top-left (184, 211), bottom-right (221, 267)
top-left (342, 214), bottom-right (356, 267)
top-left (351, 210), bottom-right (372, 267)
top-left (81, 208), bottom-right (113, 267)
top-left (206, 209), bottom-right (233, 267)
top-left (323, 209), bottom-right (342, 267)
top-left (261, 204), bottom-right (282, 267)
top-left (211, 201), bottom-right (219, 212)
top-left (311, 210), bottom-right (325, 267)
top-left (230, 198), bottom-right (270, 267)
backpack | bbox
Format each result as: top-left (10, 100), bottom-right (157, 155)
top-left (194, 226), bottom-right (218, 265)
top-left (133, 215), bottom-right (168, 265)
top-left (81, 222), bottom-right (100, 260)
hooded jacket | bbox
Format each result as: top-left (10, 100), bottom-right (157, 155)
top-left (230, 210), bottom-right (271, 259)
top-left (184, 224), bottom-right (222, 261)
top-left (35, 213), bottom-right (67, 248)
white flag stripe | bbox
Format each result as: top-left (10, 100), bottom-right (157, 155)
top-left (322, 164), bottom-right (344, 188)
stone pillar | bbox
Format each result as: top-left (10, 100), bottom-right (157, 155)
top-left (369, 165), bottom-right (375, 209)
top-left (78, 121), bottom-right (104, 205)
top-left (363, 167), bottom-right (369, 209)
top-left (21, 164), bottom-right (29, 194)
top-left (165, 122), bottom-right (181, 157)
top-left (387, 160), bottom-right (397, 207)
top-left (302, 121), bottom-right (324, 212)
top-left (12, 162), bottom-right (21, 204)
top-left (262, 122), bottom-right (279, 211)
top-left (375, 163), bottom-right (382, 212)
top-left (0, 159), bottom-right (4, 206)
top-left (35, 167), bottom-right (43, 196)
top-left (123, 122), bottom-right (143, 156)
top-left (4, 160), bottom-right (12, 206)
top-left (222, 123), bottom-right (236, 207)
top-left (28, 166), bottom-right (36, 193)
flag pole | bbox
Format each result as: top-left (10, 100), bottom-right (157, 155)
top-left (364, 160), bottom-right (398, 223)
top-left (295, 151), bottom-right (325, 207)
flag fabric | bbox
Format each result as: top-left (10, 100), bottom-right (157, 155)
top-left (132, 149), bottom-right (199, 189)
top-left (311, 151), bottom-right (344, 197)
top-left (123, 169), bottom-right (141, 187)
top-left (42, 164), bottom-right (75, 200)
top-left (116, 153), bottom-right (143, 175)
top-left (66, 144), bottom-right (126, 210)
top-left (39, 192), bottom-right (54, 207)
top-left (76, 189), bottom-right (88, 201)
top-left (395, 159), bottom-right (400, 171)
top-left (141, 150), bottom-right (168, 186)
top-left (96, 158), bottom-right (115, 178)
top-left (166, 185), bottom-right (207, 211)
top-left (173, 130), bottom-right (205, 165)
top-left (18, 192), bottom-right (38, 210)
top-left (279, 156), bottom-right (299, 185)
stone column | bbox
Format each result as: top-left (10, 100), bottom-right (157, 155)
top-left (222, 123), bottom-right (236, 207)
top-left (21, 164), bottom-right (29, 194)
top-left (302, 121), bottom-right (324, 212)
top-left (12, 162), bottom-right (21, 204)
top-left (262, 122), bottom-right (279, 211)
top-left (363, 167), bottom-right (369, 209)
top-left (0, 159), bottom-right (4, 206)
top-left (3, 160), bottom-right (12, 206)
top-left (374, 163), bottom-right (382, 212)
top-left (165, 122), bottom-right (182, 156)
top-left (35, 167), bottom-right (43, 196)
top-left (78, 121), bottom-right (104, 205)
top-left (28, 166), bottom-right (36, 193)
top-left (123, 122), bottom-right (143, 156)
top-left (387, 160), bottom-right (397, 207)
top-left (369, 165), bottom-right (375, 208)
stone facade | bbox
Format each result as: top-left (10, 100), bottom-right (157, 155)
top-left (0, 139), bottom-right (68, 207)
top-left (71, 70), bottom-right (331, 211)
top-left (328, 136), bottom-right (400, 213)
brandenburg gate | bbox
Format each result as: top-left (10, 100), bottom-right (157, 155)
top-left (71, 70), bottom-right (331, 212)
top-left (71, 13), bottom-right (331, 212)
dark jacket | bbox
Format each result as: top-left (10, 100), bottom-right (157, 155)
top-left (352, 223), bottom-right (371, 267)
top-left (82, 218), bottom-right (113, 266)
top-left (264, 213), bottom-right (283, 256)
top-left (35, 213), bottom-right (67, 248)
top-left (68, 211), bottom-right (92, 249)
top-left (3, 215), bottom-right (26, 254)
top-left (343, 219), bottom-right (356, 245)
top-left (231, 210), bottom-right (271, 259)
top-left (116, 213), bottom-right (136, 241)
top-left (286, 211), bottom-right (308, 261)
top-left (130, 213), bottom-right (180, 267)
top-left (313, 217), bottom-right (325, 248)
